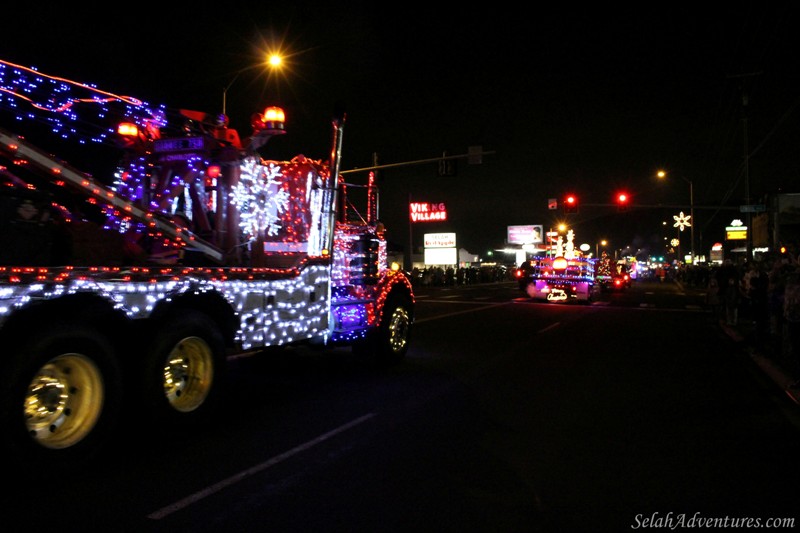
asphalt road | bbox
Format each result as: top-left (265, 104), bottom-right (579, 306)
top-left (5, 279), bottom-right (800, 532)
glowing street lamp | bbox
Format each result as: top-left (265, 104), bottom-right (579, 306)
top-left (596, 239), bottom-right (607, 258)
top-left (222, 53), bottom-right (285, 116)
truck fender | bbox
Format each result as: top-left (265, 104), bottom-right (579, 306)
top-left (353, 274), bottom-right (415, 366)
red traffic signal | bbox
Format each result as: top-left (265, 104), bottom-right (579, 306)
top-left (564, 194), bottom-right (578, 213)
top-left (615, 191), bottom-right (629, 211)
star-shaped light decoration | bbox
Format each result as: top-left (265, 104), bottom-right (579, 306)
top-left (673, 211), bottom-right (692, 232)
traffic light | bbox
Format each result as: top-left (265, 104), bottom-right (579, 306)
top-left (564, 194), bottom-right (578, 214)
top-left (615, 191), bottom-right (629, 212)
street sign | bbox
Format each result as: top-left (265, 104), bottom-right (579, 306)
top-left (739, 204), bottom-right (766, 213)
top-left (437, 158), bottom-right (456, 177)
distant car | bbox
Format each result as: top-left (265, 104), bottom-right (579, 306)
top-left (515, 261), bottom-right (535, 290)
top-left (610, 265), bottom-right (632, 290)
top-left (597, 263), bottom-right (631, 292)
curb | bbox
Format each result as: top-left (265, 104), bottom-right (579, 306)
top-left (719, 321), bottom-right (800, 406)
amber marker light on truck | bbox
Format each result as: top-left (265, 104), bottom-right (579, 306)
top-left (552, 256), bottom-right (568, 271)
top-left (117, 122), bottom-right (139, 137)
top-left (260, 106), bottom-right (285, 130)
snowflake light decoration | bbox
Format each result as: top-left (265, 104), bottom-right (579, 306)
top-left (673, 211), bottom-right (692, 232)
top-left (231, 158), bottom-right (290, 240)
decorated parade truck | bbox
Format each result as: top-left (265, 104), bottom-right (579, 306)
top-left (0, 59), bottom-right (414, 472)
top-left (516, 228), bottom-right (596, 303)
top-left (595, 252), bottom-right (632, 292)
top-left (519, 255), bottom-right (596, 302)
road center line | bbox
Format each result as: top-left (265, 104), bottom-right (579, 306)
top-left (538, 322), bottom-right (561, 333)
top-left (147, 413), bottom-right (376, 520)
top-left (413, 302), bottom-right (510, 324)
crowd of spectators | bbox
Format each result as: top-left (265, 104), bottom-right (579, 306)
top-left (679, 246), bottom-right (800, 387)
top-left (408, 264), bottom-right (514, 287)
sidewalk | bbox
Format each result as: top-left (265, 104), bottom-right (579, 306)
top-left (718, 318), bottom-right (800, 406)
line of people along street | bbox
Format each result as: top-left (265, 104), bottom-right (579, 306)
top-left (681, 248), bottom-right (800, 390)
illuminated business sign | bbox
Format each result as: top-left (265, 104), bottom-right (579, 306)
top-left (725, 219), bottom-right (747, 240)
top-left (424, 247), bottom-right (457, 265)
top-left (424, 232), bottom-right (456, 248)
top-left (507, 225), bottom-right (543, 244)
top-left (410, 201), bottom-right (447, 222)
top-left (726, 227), bottom-right (747, 240)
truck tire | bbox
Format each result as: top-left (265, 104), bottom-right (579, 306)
top-left (0, 325), bottom-right (122, 474)
top-left (138, 311), bottom-right (225, 426)
top-left (354, 293), bottom-right (413, 366)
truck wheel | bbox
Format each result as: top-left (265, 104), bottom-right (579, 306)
top-left (0, 325), bottom-right (122, 473)
top-left (354, 294), bottom-right (413, 366)
top-left (139, 311), bottom-right (225, 425)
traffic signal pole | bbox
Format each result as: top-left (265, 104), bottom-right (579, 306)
top-left (339, 149), bottom-right (496, 176)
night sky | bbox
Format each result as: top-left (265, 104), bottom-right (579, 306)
top-left (3, 3), bottom-right (799, 260)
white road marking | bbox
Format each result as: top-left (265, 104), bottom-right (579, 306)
top-left (147, 414), bottom-right (376, 520)
top-left (413, 302), bottom-right (510, 324)
top-left (538, 322), bottom-right (561, 333)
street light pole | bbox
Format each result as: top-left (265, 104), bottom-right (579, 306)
top-left (683, 176), bottom-right (695, 263)
top-left (222, 72), bottom-right (241, 116)
top-left (595, 239), bottom-right (607, 258)
top-left (657, 170), bottom-right (695, 263)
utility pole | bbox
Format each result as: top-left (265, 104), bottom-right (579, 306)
top-left (728, 71), bottom-right (761, 261)
top-left (688, 178), bottom-right (695, 263)
top-left (407, 191), bottom-right (413, 273)
top-left (743, 89), bottom-right (751, 260)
